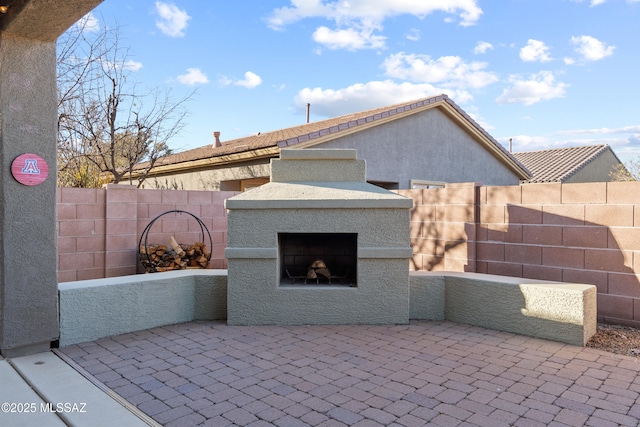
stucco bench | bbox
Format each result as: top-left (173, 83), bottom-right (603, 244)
top-left (58, 270), bottom-right (228, 347)
top-left (410, 271), bottom-right (597, 346)
top-left (59, 270), bottom-right (596, 348)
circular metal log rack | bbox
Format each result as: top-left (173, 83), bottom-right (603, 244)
top-left (138, 210), bottom-right (212, 273)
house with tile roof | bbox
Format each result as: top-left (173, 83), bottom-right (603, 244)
top-left (132, 94), bottom-right (531, 191)
top-left (513, 144), bottom-right (624, 184)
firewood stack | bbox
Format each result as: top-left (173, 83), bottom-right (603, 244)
top-left (140, 236), bottom-right (211, 272)
top-left (306, 259), bottom-right (331, 283)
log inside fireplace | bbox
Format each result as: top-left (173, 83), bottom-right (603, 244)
top-left (279, 233), bottom-right (357, 287)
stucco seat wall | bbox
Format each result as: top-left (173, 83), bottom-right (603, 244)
top-left (59, 270), bottom-right (596, 347)
top-left (410, 271), bottom-right (597, 346)
top-left (58, 270), bottom-right (227, 347)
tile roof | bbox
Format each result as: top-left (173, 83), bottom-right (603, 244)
top-left (513, 144), bottom-right (613, 183)
top-left (142, 95), bottom-right (501, 164)
top-left (137, 94), bottom-right (529, 180)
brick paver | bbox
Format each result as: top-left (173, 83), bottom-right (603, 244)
top-left (59, 321), bottom-right (640, 426)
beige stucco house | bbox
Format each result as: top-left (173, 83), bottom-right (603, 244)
top-left (132, 94), bottom-right (531, 190)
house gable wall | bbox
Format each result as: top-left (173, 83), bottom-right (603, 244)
top-left (565, 149), bottom-right (620, 183)
top-left (313, 108), bottom-right (521, 188)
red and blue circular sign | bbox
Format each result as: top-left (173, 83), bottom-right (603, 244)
top-left (11, 153), bottom-right (49, 186)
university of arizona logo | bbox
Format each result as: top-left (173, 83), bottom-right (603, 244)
top-left (11, 153), bottom-right (49, 186)
top-left (21, 159), bottom-right (41, 175)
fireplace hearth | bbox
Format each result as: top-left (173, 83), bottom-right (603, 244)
top-left (225, 149), bottom-right (413, 325)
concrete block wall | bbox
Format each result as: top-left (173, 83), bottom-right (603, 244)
top-left (398, 182), bottom-right (478, 273)
top-left (57, 187), bottom-right (107, 282)
top-left (57, 186), bottom-right (238, 282)
top-left (400, 181), bottom-right (640, 327)
top-left (477, 181), bottom-right (640, 327)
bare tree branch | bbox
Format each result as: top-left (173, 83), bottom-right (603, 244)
top-left (57, 14), bottom-right (193, 187)
top-left (610, 158), bottom-right (639, 182)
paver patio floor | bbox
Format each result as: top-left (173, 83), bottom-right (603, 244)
top-left (58, 321), bottom-right (640, 426)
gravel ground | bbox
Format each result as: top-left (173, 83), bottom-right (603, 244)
top-left (587, 323), bottom-right (640, 357)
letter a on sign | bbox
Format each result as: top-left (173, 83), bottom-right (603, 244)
top-left (11, 153), bottom-right (49, 186)
top-left (22, 159), bottom-right (41, 174)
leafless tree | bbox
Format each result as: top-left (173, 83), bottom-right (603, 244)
top-left (610, 158), bottom-right (639, 182)
top-left (57, 14), bottom-right (192, 187)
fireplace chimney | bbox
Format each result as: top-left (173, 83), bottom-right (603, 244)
top-left (213, 131), bottom-right (221, 148)
top-left (306, 103), bottom-right (310, 124)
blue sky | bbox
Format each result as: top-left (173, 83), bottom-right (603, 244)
top-left (76, 0), bottom-right (640, 163)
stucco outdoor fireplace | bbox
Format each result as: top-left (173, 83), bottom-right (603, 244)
top-left (225, 149), bottom-right (413, 325)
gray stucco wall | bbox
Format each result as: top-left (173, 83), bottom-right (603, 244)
top-left (226, 207), bottom-right (412, 325)
top-left (144, 160), bottom-right (270, 190)
top-left (0, 33), bottom-right (60, 356)
top-left (58, 270), bottom-right (228, 347)
top-left (317, 108), bottom-right (521, 187)
top-left (443, 273), bottom-right (597, 346)
top-left (0, 0), bottom-right (103, 357)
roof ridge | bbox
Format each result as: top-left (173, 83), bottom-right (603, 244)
top-left (514, 144), bottom-right (607, 155)
top-left (277, 94), bottom-right (450, 148)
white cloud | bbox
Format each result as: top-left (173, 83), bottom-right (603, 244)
top-left (236, 71), bottom-right (263, 89)
top-left (74, 12), bottom-right (100, 32)
top-left (473, 41), bottom-right (493, 55)
top-left (500, 124), bottom-right (640, 161)
top-left (569, 0), bottom-right (607, 5)
top-left (505, 135), bottom-right (556, 152)
top-left (519, 39), bottom-right (552, 62)
top-left (557, 125), bottom-right (640, 136)
top-left (155, 1), bottom-right (191, 37)
top-left (220, 71), bottom-right (263, 89)
top-left (496, 71), bottom-right (568, 105)
top-left (98, 58), bottom-right (142, 73)
top-left (268, 0), bottom-right (483, 29)
top-left (507, 126), bottom-right (640, 162)
top-left (312, 25), bottom-right (386, 50)
top-left (294, 80), bottom-right (473, 118)
top-left (267, 0), bottom-right (483, 50)
top-left (177, 68), bottom-right (209, 86)
top-left (570, 35), bottom-right (615, 61)
top-left (405, 29), bottom-right (420, 42)
top-left (124, 60), bottom-right (143, 72)
top-left (382, 52), bottom-right (498, 90)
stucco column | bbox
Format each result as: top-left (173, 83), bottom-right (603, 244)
top-left (0, 0), bottom-right (103, 357)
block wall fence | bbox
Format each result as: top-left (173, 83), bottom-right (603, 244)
top-left (57, 185), bottom-right (239, 282)
top-left (397, 181), bottom-right (640, 327)
top-left (58, 181), bottom-right (640, 327)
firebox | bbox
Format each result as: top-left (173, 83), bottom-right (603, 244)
top-left (279, 233), bottom-right (357, 287)
top-left (225, 149), bottom-right (413, 326)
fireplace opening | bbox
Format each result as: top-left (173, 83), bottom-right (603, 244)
top-left (279, 233), bottom-right (357, 287)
